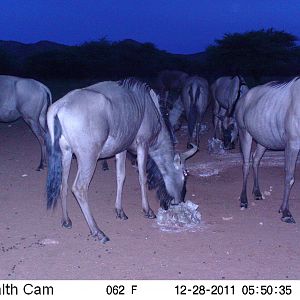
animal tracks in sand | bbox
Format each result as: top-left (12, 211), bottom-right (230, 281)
top-left (188, 151), bottom-right (292, 177)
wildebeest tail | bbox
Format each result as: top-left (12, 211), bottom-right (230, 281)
top-left (38, 87), bottom-right (53, 135)
top-left (46, 115), bottom-right (63, 209)
top-left (187, 86), bottom-right (200, 138)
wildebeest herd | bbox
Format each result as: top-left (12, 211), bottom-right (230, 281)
top-left (0, 71), bottom-right (299, 244)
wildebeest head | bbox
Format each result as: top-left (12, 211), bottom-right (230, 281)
top-left (147, 87), bottom-right (197, 210)
top-left (221, 117), bottom-right (238, 150)
top-left (160, 144), bottom-right (198, 209)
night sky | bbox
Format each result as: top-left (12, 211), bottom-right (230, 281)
top-left (0, 0), bottom-right (299, 54)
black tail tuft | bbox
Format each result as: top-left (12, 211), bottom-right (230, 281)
top-left (46, 115), bottom-right (63, 209)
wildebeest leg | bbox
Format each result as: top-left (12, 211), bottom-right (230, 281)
top-left (195, 112), bottom-right (204, 148)
top-left (60, 146), bottom-right (73, 229)
top-left (252, 144), bottom-right (266, 200)
top-left (101, 159), bottom-right (109, 171)
top-left (24, 118), bottom-right (46, 170)
top-left (213, 102), bottom-right (221, 139)
top-left (72, 155), bottom-right (109, 243)
top-left (187, 111), bottom-right (196, 148)
top-left (115, 151), bottom-right (128, 220)
top-left (195, 122), bottom-right (200, 148)
top-left (239, 129), bottom-right (252, 208)
top-left (137, 144), bottom-right (156, 218)
top-left (279, 143), bottom-right (299, 223)
top-left (169, 96), bottom-right (184, 139)
top-left (165, 91), bottom-right (170, 107)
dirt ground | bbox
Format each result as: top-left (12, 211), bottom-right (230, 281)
top-left (0, 114), bottom-right (299, 280)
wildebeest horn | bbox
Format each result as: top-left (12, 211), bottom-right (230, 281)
top-left (181, 143), bottom-right (198, 161)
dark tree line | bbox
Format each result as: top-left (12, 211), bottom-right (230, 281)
top-left (0, 29), bottom-right (299, 82)
top-left (0, 48), bottom-right (13, 73)
top-left (0, 38), bottom-right (199, 80)
top-left (205, 28), bottom-right (299, 83)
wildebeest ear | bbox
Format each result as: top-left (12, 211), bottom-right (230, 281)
top-left (173, 153), bottom-right (182, 169)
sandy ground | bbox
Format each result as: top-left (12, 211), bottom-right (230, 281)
top-left (0, 116), bottom-right (299, 280)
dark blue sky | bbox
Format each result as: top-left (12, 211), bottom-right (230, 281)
top-left (0, 0), bottom-right (299, 54)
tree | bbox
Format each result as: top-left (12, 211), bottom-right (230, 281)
top-left (0, 49), bottom-right (13, 74)
top-left (205, 28), bottom-right (298, 83)
top-left (25, 49), bottom-right (86, 79)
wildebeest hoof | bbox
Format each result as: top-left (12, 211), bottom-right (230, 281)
top-left (36, 164), bottom-right (46, 171)
top-left (240, 202), bottom-right (248, 209)
top-left (280, 210), bottom-right (296, 224)
top-left (281, 215), bottom-right (296, 224)
top-left (62, 218), bottom-right (72, 229)
top-left (100, 236), bottom-right (110, 244)
top-left (115, 208), bottom-right (128, 220)
top-left (253, 191), bottom-right (263, 200)
top-left (92, 231), bottom-right (110, 244)
top-left (143, 208), bottom-right (156, 219)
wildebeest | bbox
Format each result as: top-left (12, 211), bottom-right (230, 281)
top-left (181, 76), bottom-right (209, 148)
top-left (235, 77), bottom-right (300, 223)
top-left (46, 79), bottom-right (197, 243)
top-left (211, 75), bottom-right (248, 149)
top-left (0, 75), bottom-right (52, 170)
top-left (155, 70), bottom-right (188, 107)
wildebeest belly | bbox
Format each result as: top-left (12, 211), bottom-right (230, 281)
top-left (100, 132), bottom-right (138, 157)
top-left (244, 109), bottom-right (286, 150)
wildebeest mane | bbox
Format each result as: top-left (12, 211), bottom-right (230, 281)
top-left (267, 77), bottom-right (300, 89)
top-left (117, 77), bottom-right (152, 94)
top-left (118, 77), bottom-right (175, 143)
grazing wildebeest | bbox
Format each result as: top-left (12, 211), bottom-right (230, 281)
top-left (46, 79), bottom-right (197, 243)
top-left (154, 70), bottom-right (188, 143)
top-left (155, 70), bottom-right (188, 107)
top-left (154, 70), bottom-right (188, 100)
top-left (0, 75), bottom-right (52, 170)
top-left (211, 75), bottom-right (248, 149)
top-left (152, 70), bottom-right (188, 144)
top-left (181, 76), bottom-right (209, 148)
top-left (235, 77), bottom-right (300, 223)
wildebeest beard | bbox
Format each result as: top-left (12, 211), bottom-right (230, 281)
top-left (146, 157), bottom-right (186, 210)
